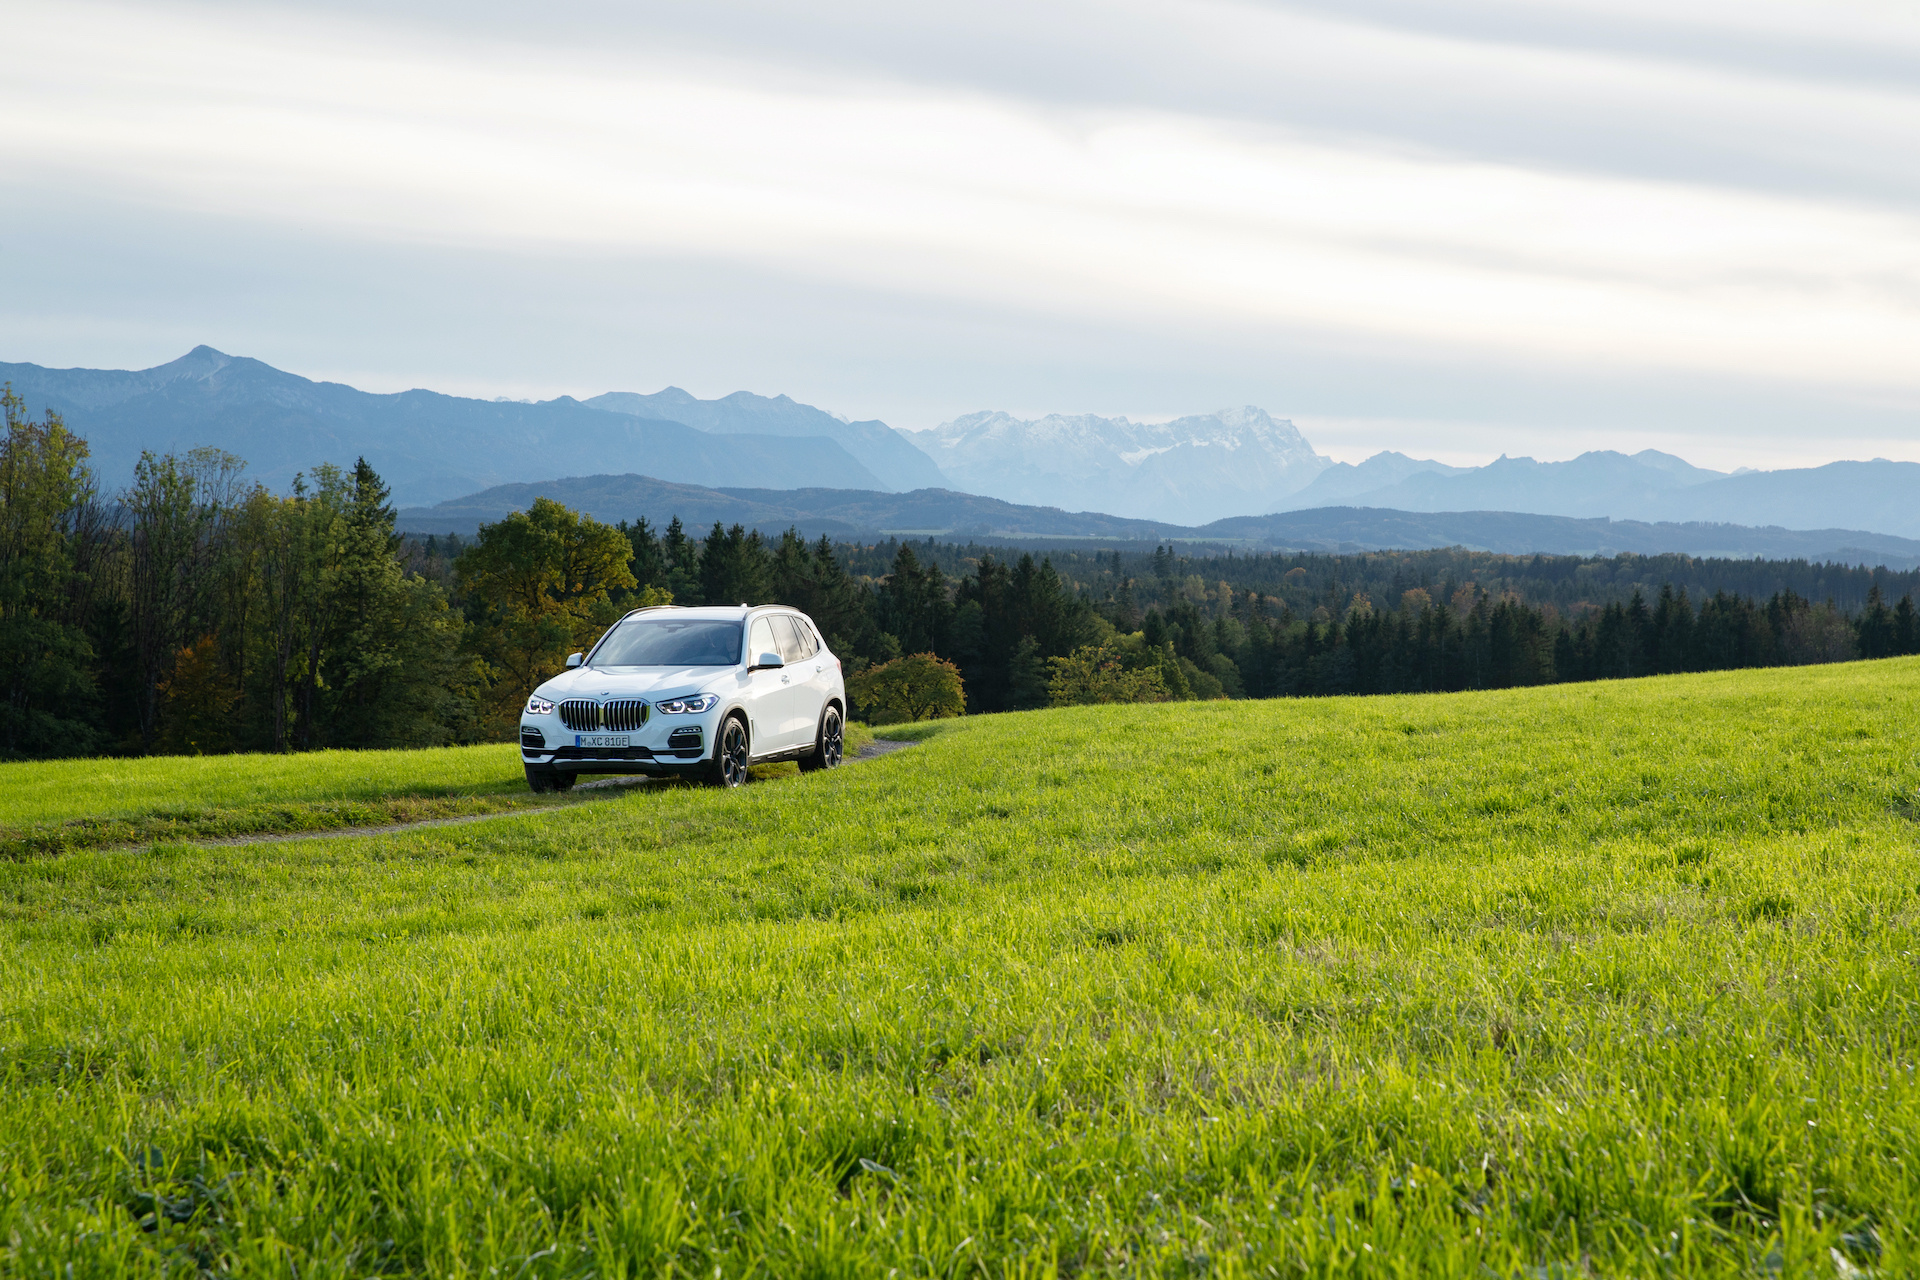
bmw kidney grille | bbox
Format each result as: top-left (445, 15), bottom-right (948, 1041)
top-left (558, 699), bottom-right (649, 731)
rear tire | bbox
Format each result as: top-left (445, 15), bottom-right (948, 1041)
top-left (799, 705), bottom-right (843, 772)
top-left (705, 716), bottom-right (750, 788)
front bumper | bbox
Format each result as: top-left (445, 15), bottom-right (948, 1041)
top-left (519, 709), bottom-right (717, 773)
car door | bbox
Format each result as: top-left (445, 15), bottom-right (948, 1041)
top-left (774, 614), bottom-right (829, 743)
top-left (744, 615), bottom-right (793, 754)
top-left (785, 614), bottom-right (833, 730)
top-left (765, 614), bottom-right (821, 748)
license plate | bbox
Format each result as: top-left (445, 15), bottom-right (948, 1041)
top-left (576, 734), bottom-right (630, 748)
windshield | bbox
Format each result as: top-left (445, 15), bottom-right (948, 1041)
top-left (592, 617), bottom-right (742, 667)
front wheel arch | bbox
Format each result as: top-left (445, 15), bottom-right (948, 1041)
top-left (705, 712), bottom-right (751, 788)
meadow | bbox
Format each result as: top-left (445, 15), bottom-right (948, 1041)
top-left (0, 729), bottom-right (876, 859)
top-left (2, 660), bottom-right (1917, 1276)
top-left (0, 744), bottom-right (534, 857)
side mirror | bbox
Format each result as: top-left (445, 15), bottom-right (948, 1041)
top-left (753, 651), bottom-right (784, 670)
top-left (565, 652), bottom-right (584, 669)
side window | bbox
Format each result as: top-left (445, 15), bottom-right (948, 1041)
top-left (749, 617), bottom-right (779, 665)
top-left (786, 616), bottom-right (819, 660)
top-left (771, 615), bottom-right (806, 664)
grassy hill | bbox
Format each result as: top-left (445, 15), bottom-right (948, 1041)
top-left (3, 661), bottom-right (1918, 1274)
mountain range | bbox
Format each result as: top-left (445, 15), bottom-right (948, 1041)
top-left (1275, 449), bottom-right (1920, 540)
top-left (915, 406), bottom-right (1330, 526)
top-left (907, 413), bottom-right (1919, 540)
top-left (3, 347), bottom-right (1915, 545)
top-left (0, 347), bottom-right (945, 505)
top-left (583, 387), bottom-right (945, 491)
top-left (394, 473), bottom-right (1920, 570)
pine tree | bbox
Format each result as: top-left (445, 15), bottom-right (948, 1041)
top-left (1893, 594), bottom-right (1918, 656)
top-left (1856, 585), bottom-right (1896, 658)
top-left (697, 522), bottom-right (770, 607)
top-left (616, 517), bottom-right (667, 597)
top-left (1007, 636), bottom-right (1049, 709)
top-left (660, 516), bottom-right (699, 601)
top-left (879, 543), bottom-right (951, 656)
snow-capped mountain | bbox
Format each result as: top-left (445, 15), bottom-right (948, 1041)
top-left (916, 406), bottom-right (1332, 525)
top-left (585, 387), bottom-right (947, 492)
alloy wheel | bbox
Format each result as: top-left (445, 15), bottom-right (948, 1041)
top-left (821, 713), bottom-right (843, 768)
top-left (720, 720), bottom-right (750, 787)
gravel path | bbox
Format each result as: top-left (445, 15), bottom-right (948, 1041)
top-left (168, 737), bottom-right (921, 849)
top-left (849, 737), bottom-right (920, 762)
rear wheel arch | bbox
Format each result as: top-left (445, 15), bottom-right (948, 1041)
top-left (800, 702), bottom-right (845, 772)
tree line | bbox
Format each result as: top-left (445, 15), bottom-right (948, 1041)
top-left (839, 539), bottom-right (1920, 617)
top-left (5, 390), bottom-right (1916, 759)
top-left (2, 391), bottom-right (476, 758)
top-left (412, 516), bottom-right (1920, 715)
top-left (841, 541), bottom-right (1918, 710)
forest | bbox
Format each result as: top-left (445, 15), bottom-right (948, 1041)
top-left (5, 389), bottom-right (1917, 757)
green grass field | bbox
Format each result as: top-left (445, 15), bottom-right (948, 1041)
top-left (3, 661), bottom-right (1917, 1275)
top-left (0, 744), bottom-right (534, 856)
top-left (0, 724), bottom-right (878, 857)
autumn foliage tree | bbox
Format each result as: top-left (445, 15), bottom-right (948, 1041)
top-left (155, 634), bottom-right (238, 755)
top-left (456, 498), bottom-right (642, 731)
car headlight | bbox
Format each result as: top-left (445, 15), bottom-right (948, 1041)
top-left (655, 694), bottom-right (720, 714)
top-left (525, 695), bottom-right (555, 715)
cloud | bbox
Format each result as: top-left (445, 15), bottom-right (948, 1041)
top-left (1, 0), bottom-right (1917, 465)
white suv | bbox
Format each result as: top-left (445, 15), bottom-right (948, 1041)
top-left (518, 605), bottom-right (847, 791)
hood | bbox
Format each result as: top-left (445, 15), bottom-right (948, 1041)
top-left (535, 665), bottom-right (738, 701)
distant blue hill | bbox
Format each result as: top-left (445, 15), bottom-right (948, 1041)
top-left (0, 347), bottom-right (908, 505)
top-left (1278, 448), bottom-right (1920, 541)
top-left (396, 473), bottom-right (1920, 570)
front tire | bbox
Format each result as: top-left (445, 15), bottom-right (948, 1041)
top-left (705, 716), bottom-right (750, 788)
top-left (799, 705), bottom-right (843, 772)
top-left (525, 765), bottom-right (577, 793)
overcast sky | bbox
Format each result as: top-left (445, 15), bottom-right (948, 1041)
top-left (3, 0), bottom-right (1918, 468)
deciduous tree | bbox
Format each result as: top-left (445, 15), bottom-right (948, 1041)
top-left (847, 652), bottom-right (966, 723)
top-left (458, 497), bottom-right (636, 732)
top-left (0, 388), bottom-right (103, 757)
top-left (1047, 640), bottom-right (1169, 706)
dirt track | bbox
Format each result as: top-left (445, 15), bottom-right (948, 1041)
top-left (177, 737), bottom-right (920, 849)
